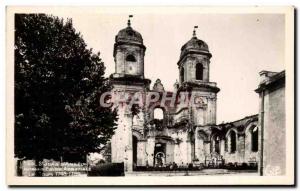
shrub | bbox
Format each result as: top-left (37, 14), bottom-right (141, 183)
top-left (88, 163), bottom-right (124, 176)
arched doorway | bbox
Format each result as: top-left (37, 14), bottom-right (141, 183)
top-left (216, 136), bottom-right (220, 154)
top-left (154, 142), bottom-right (166, 167)
top-left (154, 152), bottom-right (165, 167)
top-left (211, 134), bottom-right (221, 154)
top-left (226, 130), bottom-right (237, 153)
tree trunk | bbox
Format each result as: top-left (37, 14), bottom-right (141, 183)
top-left (16, 159), bottom-right (23, 176)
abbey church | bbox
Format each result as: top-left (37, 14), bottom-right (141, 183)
top-left (109, 18), bottom-right (259, 172)
top-left (108, 17), bottom-right (285, 175)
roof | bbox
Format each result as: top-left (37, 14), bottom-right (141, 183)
top-left (113, 26), bottom-right (146, 57)
top-left (218, 114), bottom-right (258, 131)
top-left (181, 37), bottom-right (209, 53)
top-left (255, 70), bottom-right (285, 93)
top-left (115, 26), bottom-right (143, 44)
top-left (178, 37), bottom-right (212, 64)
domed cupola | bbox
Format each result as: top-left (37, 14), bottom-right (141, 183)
top-left (112, 15), bottom-right (147, 79)
top-left (179, 27), bottom-right (211, 60)
top-left (177, 26), bottom-right (214, 85)
top-left (115, 25), bottom-right (143, 45)
top-left (114, 16), bottom-right (145, 58)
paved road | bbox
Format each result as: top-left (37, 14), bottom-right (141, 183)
top-left (126, 169), bottom-right (258, 176)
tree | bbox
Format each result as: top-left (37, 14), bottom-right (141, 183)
top-left (14, 14), bottom-right (117, 175)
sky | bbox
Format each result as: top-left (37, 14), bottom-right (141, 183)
top-left (51, 9), bottom-right (285, 124)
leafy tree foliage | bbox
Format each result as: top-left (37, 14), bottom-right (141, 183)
top-left (14, 14), bottom-right (117, 162)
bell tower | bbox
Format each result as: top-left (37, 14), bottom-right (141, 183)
top-left (112, 15), bottom-right (146, 78)
top-left (110, 16), bottom-right (150, 172)
top-left (177, 26), bottom-right (220, 126)
top-left (178, 26), bottom-right (212, 84)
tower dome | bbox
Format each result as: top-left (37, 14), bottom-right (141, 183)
top-left (179, 27), bottom-right (211, 61)
top-left (115, 17), bottom-right (144, 45)
top-left (113, 16), bottom-right (145, 58)
top-left (115, 26), bottom-right (143, 44)
top-left (180, 37), bottom-right (211, 59)
top-left (177, 26), bottom-right (216, 86)
top-left (112, 15), bottom-right (148, 81)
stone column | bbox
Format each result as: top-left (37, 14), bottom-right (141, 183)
top-left (204, 141), bottom-right (211, 155)
top-left (146, 137), bottom-right (155, 167)
top-left (125, 131), bottom-right (133, 172)
top-left (179, 140), bottom-right (187, 165)
top-left (220, 139), bottom-right (225, 156)
top-left (186, 140), bottom-right (192, 164)
top-left (111, 106), bottom-right (126, 163)
top-left (124, 113), bottom-right (133, 172)
top-left (174, 143), bottom-right (181, 164)
top-left (238, 135), bottom-right (246, 163)
top-left (137, 140), bottom-right (146, 166)
top-left (196, 139), bottom-right (206, 163)
top-left (195, 130), bottom-right (199, 159)
top-left (166, 143), bottom-right (174, 164)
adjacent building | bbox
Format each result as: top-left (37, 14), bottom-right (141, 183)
top-left (255, 70), bottom-right (286, 175)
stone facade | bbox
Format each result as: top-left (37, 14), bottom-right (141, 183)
top-left (255, 71), bottom-right (286, 175)
top-left (109, 21), bottom-right (260, 172)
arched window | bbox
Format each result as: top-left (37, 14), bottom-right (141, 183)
top-left (196, 63), bottom-right (203, 80)
top-left (180, 67), bottom-right (184, 83)
top-left (211, 134), bottom-right (221, 154)
top-left (215, 136), bottom-right (220, 154)
top-left (251, 126), bottom-right (258, 152)
top-left (126, 54), bottom-right (136, 62)
top-left (154, 108), bottom-right (164, 120)
top-left (229, 131), bottom-right (237, 153)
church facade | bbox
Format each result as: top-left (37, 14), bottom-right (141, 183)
top-left (109, 19), bottom-right (259, 172)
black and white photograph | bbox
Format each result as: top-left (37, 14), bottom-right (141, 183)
top-left (6, 6), bottom-right (294, 185)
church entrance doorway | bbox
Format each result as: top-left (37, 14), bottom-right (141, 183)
top-left (154, 142), bottom-right (166, 167)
